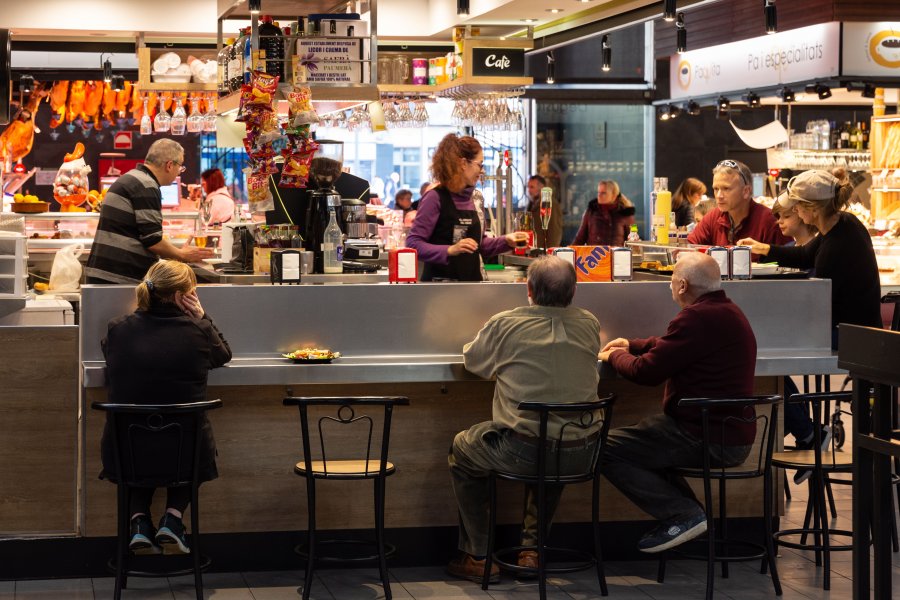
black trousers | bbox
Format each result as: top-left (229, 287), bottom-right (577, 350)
top-left (129, 486), bottom-right (192, 518)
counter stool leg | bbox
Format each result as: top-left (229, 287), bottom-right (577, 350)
top-left (374, 477), bottom-right (392, 600)
top-left (703, 477), bottom-right (715, 600)
top-left (813, 471), bottom-right (831, 590)
top-left (719, 479), bottom-right (729, 579)
top-left (114, 484), bottom-right (128, 600)
top-left (482, 473), bottom-right (497, 591)
top-left (591, 476), bottom-right (608, 596)
top-left (825, 477), bottom-right (838, 519)
top-left (764, 466), bottom-right (783, 595)
top-left (656, 553), bottom-right (667, 583)
top-left (537, 479), bottom-right (548, 600)
top-left (191, 488), bottom-right (203, 600)
top-left (303, 479), bottom-right (317, 600)
top-left (784, 471), bottom-right (792, 502)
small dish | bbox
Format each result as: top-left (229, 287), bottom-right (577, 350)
top-left (288, 357), bottom-right (335, 364)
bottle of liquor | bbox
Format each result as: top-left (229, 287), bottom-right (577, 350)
top-left (258, 15), bottom-right (284, 79)
top-left (323, 208), bottom-right (344, 274)
top-left (849, 122), bottom-right (860, 150)
top-left (829, 120), bottom-right (839, 149)
top-left (229, 30), bottom-right (245, 92)
top-left (859, 121), bottom-right (869, 150)
top-left (839, 122), bottom-right (851, 149)
top-left (217, 38), bottom-right (233, 96)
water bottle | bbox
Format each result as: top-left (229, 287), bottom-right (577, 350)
top-left (323, 208), bottom-right (344, 274)
top-left (627, 224), bottom-right (640, 242)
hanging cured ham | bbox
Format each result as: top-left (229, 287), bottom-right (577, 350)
top-left (0, 83), bottom-right (48, 164)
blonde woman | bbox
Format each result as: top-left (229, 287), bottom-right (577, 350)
top-left (100, 260), bottom-right (231, 555)
top-left (571, 179), bottom-right (635, 246)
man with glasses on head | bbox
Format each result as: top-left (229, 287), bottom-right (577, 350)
top-left (687, 159), bottom-right (787, 256)
top-left (87, 139), bottom-right (213, 284)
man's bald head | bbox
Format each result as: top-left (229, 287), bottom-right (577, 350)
top-left (675, 252), bottom-right (722, 297)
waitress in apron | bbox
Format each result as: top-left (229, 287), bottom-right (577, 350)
top-left (407, 134), bottom-right (523, 281)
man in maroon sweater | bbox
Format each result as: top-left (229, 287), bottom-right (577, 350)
top-left (599, 252), bottom-right (758, 553)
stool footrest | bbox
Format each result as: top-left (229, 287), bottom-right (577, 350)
top-left (107, 555), bottom-right (211, 579)
top-left (668, 538), bottom-right (767, 564)
top-left (492, 545), bottom-right (595, 576)
top-left (773, 528), bottom-right (854, 552)
top-left (294, 539), bottom-right (397, 563)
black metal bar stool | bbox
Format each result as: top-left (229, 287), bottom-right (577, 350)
top-left (656, 395), bottom-right (783, 600)
top-left (283, 395), bottom-right (409, 600)
top-left (771, 391), bottom-right (853, 591)
top-left (481, 393), bottom-right (615, 600)
top-left (93, 399), bottom-right (222, 600)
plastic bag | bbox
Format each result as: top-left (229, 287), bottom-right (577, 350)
top-left (49, 243), bottom-right (84, 291)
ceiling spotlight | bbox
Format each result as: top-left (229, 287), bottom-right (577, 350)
top-left (862, 83), bottom-right (877, 98)
top-left (816, 84), bottom-right (832, 100)
top-left (546, 51), bottom-right (556, 85)
top-left (686, 100), bottom-right (701, 116)
top-left (676, 13), bottom-right (687, 54)
top-left (744, 91), bottom-right (760, 107)
top-left (102, 59), bottom-right (112, 84)
top-left (717, 106), bottom-right (730, 120)
top-left (667, 104), bottom-right (681, 119)
top-left (546, 8), bottom-right (563, 13)
top-left (248, 0), bottom-right (261, 14)
top-left (765, 0), bottom-right (777, 34)
top-left (111, 75), bottom-right (125, 92)
top-left (663, 0), bottom-right (677, 22)
top-left (780, 87), bottom-right (795, 103)
top-left (717, 95), bottom-right (730, 110)
top-left (658, 106), bottom-right (671, 121)
top-left (521, 18), bottom-right (537, 23)
top-left (19, 74), bottom-right (35, 94)
top-left (601, 34), bottom-right (611, 72)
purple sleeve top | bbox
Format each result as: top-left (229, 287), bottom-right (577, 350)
top-left (406, 186), bottom-right (510, 265)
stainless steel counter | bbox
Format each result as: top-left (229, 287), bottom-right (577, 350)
top-left (81, 278), bottom-right (840, 387)
top-left (191, 263), bottom-right (389, 285)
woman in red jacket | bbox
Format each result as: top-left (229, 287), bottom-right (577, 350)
top-left (571, 179), bottom-right (635, 246)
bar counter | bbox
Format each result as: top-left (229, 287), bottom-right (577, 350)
top-left (68, 279), bottom-right (841, 544)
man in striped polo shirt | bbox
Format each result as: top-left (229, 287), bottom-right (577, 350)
top-left (86, 139), bottom-right (212, 284)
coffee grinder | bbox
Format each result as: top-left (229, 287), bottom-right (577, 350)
top-left (304, 140), bottom-right (343, 273)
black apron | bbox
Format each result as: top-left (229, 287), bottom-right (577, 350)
top-left (420, 186), bottom-right (483, 282)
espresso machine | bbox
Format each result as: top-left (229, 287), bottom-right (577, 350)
top-left (304, 141), bottom-right (343, 274)
top-left (340, 198), bottom-right (381, 262)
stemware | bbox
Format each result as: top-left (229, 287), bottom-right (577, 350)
top-left (203, 95), bottom-right (217, 132)
top-left (153, 95), bottom-right (171, 133)
top-left (139, 97), bottom-right (152, 135)
top-left (170, 97), bottom-right (187, 135)
top-left (186, 96), bottom-right (204, 133)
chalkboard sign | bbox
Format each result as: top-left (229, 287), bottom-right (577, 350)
top-left (470, 47), bottom-right (525, 78)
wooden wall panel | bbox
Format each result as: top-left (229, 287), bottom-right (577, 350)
top-left (0, 326), bottom-right (78, 534)
top-left (84, 377), bottom-right (782, 537)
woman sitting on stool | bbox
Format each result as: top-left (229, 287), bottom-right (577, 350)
top-left (100, 260), bottom-right (232, 554)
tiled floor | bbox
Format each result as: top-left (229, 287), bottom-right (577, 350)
top-left (4, 478), bottom-right (899, 599)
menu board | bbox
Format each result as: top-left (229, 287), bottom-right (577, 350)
top-left (296, 38), bottom-right (366, 84)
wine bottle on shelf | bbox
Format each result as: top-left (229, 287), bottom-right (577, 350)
top-left (849, 122), bottom-right (860, 150)
top-left (840, 121), bottom-right (851, 149)
top-left (859, 121), bottom-right (869, 150)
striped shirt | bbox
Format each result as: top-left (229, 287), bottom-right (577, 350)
top-left (85, 165), bottom-right (164, 284)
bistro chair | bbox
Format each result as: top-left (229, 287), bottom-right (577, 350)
top-left (92, 399), bottom-right (222, 600)
top-left (771, 391), bottom-right (853, 591)
top-left (283, 395), bottom-right (409, 600)
top-left (656, 395), bottom-right (783, 600)
top-left (482, 393), bottom-right (616, 600)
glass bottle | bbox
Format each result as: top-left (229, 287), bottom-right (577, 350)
top-left (218, 38), bottom-right (234, 96)
top-left (153, 96), bottom-right (171, 133)
top-left (323, 208), bottom-right (344, 274)
top-left (627, 224), bottom-right (640, 242)
top-left (839, 121), bottom-right (851, 149)
top-left (860, 121), bottom-right (869, 149)
top-left (849, 122), bottom-right (860, 150)
top-left (170, 98), bottom-right (187, 135)
top-left (258, 15), bottom-right (285, 79)
top-left (186, 97), bottom-right (204, 133)
top-left (139, 97), bottom-right (152, 135)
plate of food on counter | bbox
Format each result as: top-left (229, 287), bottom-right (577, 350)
top-left (282, 348), bottom-right (341, 364)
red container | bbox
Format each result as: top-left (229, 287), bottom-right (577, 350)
top-left (389, 248), bottom-right (418, 283)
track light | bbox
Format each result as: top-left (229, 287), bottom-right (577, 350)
top-left (765, 0), bottom-right (777, 34)
top-left (248, 0), bottom-right (261, 14)
top-left (546, 51), bottom-right (555, 84)
top-left (102, 59), bottom-right (112, 84)
top-left (686, 100), bottom-right (701, 116)
top-left (744, 91), bottom-right (760, 107)
top-left (815, 84), bottom-right (831, 100)
top-left (111, 75), bottom-right (125, 92)
top-left (717, 106), bottom-right (730, 120)
top-left (601, 35), bottom-right (611, 72)
top-left (862, 83), bottom-right (876, 98)
top-left (457, 0), bottom-right (469, 16)
top-left (658, 104), bottom-right (681, 121)
top-left (780, 87), bottom-right (795, 103)
top-left (717, 95), bottom-right (730, 110)
top-left (19, 74), bottom-right (34, 94)
top-left (676, 13), bottom-right (687, 54)
top-left (663, 0), bottom-right (677, 22)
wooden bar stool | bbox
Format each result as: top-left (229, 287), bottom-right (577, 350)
top-left (482, 393), bottom-right (615, 600)
top-left (93, 399), bottom-right (222, 600)
top-left (656, 395), bottom-right (783, 600)
top-left (283, 395), bottom-right (409, 600)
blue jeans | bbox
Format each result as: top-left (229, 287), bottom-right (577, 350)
top-left (783, 376), bottom-right (814, 443)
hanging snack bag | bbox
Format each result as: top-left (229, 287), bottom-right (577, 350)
top-left (246, 168), bottom-right (275, 213)
top-left (279, 136), bottom-right (319, 188)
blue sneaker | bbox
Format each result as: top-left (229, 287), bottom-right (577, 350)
top-left (155, 513), bottom-right (190, 555)
top-left (638, 511), bottom-right (707, 553)
top-left (129, 515), bottom-right (161, 555)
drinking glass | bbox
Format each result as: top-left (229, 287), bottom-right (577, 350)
top-left (170, 98), bottom-right (187, 135)
top-left (186, 97), bottom-right (204, 133)
top-left (139, 97), bottom-right (152, 135)
top-left (153, 96), bottom-right (171, 133)
top-left (203, 95), bottom-right (217, 132)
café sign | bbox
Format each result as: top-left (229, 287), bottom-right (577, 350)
top-left (470, 47), bottom-right (525, 77)
top-left (842, 22), bottom-right (900, 77)
top-left (669, 22), bottom-right (840, 99)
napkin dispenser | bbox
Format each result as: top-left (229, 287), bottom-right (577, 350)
top-left (270, 250), bottom-right (302, 284)
top-left (389, 248), bottom-right (417, 283)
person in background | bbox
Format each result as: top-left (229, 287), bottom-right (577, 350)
top-left (671, 177), bottom-right (707, 228)
top-left (411, 181), bottom-right (431, 211)
top-left (738, 169), bottom-right (881, 349)
top-left (571, 179), bottom-right (635, 246)
top-left (200, 168), bottom-right (236, 225)
top-left (394, 188), bottom-right (414, 213)
top-left (527, 174), bottom-right (563, 248)
top-left (448, 256), bottom-right (603, 581)
top-left (599, 252), bottom-right (757, 553)
top-left (384, 172), bottom-right (400, 207)
top-left (688, 160), bottom-right (788, 257)
top-left (406, 134), bottom-right (523, 282)
top-left (100, 260), bottom-right (231, 555)
top-left (86, 139), bottom-right (213, 284)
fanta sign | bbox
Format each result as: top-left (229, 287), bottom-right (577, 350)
top-left (571, 246), bottom-right (612, 282)
top-left (843, 22), bottom-right (900, 76)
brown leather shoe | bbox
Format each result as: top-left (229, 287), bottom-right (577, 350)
top-left (516, 550), bottom-right (539, 579)
top-left (447, 553), bottom-right (500, 583)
